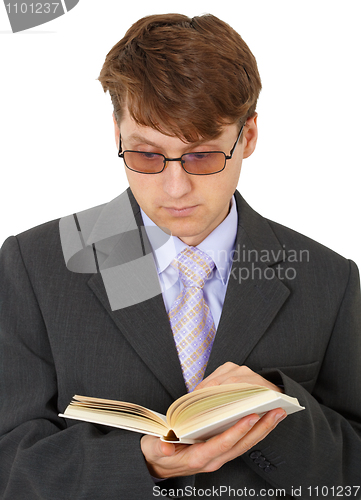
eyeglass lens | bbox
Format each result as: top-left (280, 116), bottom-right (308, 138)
top-left (123, 151), bottom-right (226, 174)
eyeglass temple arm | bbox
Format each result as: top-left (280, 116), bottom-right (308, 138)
top-left (118, 135), bottom-right (123, 156)
top-left (225, 123), bottom-right (245, 160)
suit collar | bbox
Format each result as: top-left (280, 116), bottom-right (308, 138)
top-left (234, 191), bottom-right (286, 266)
top-left (86, 189), bottom-right (139, 246)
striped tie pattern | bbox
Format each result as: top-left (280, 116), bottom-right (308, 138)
top-left (169, 246), bottom-right (216, 392)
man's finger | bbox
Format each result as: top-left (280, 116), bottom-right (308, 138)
top-left (199, 409), bottom-right (287, 473)
top-left (141, 435), bottom-right (175, 461)
top-left (160, 440), bottom-right (176, 456)
top-left (202, 413), bottom-right (261, 457)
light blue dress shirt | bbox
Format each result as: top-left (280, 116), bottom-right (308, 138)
top-left (141, 196), bottom-right (238, 329)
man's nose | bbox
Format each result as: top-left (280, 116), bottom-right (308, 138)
top-left (161, 160), bottom-right (193, 198)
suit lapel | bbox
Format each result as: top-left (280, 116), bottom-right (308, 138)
top-left (87, 189), bottom-right (187, 400)
top-left (205, 192), bottom-right (290, 375)
top-left (88, 272), bottom-right (186, 400)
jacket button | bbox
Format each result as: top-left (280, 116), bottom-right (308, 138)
top-left (249, 450), bottom-right (262, 459)
top-left (264, 465), bottom-right (277, 473)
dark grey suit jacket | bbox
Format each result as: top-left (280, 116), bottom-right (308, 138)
top-left (1, 189), bottom-right (360, 499)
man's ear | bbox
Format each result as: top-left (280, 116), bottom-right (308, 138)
top-left (113, 113), bottom-right (120, 149)
top-left (242, 113), bottom-right (258, 159)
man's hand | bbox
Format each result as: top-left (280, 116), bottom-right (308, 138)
top-left (195, 362), bottom-right (284, 393)
top-left (141, 363), bottom-right (286, 479)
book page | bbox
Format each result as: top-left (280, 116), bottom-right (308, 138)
top-left (61, 395), bottom-right (169, 436)
top-left (166, 383), bottom-right (268, 427)
top-left (169, 385), bottom-right (268, 427)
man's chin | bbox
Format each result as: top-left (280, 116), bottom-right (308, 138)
top-left (171, 228), bottom-right (209, 246)
top-left (152, 215), bottom-right (209, 245)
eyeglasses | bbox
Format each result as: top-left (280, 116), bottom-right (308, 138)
top-left (118, 124), bottom-right (244, 175)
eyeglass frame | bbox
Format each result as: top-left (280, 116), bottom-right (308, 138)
top-left (117, 123), bottom-right (245, 176)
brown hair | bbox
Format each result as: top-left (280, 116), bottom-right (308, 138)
top-left (98, 13), bottom-right (261, 142)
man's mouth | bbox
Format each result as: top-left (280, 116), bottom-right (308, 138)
top-left (163, 205), bottom-right (198, 217)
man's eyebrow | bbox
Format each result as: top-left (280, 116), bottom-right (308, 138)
top-left (125, 134), bottom-right (161, 148)
top-left (124, 133), bottom-right (218, 149)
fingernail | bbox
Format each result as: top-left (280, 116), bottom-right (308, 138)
top-left (275, 412), bottom-right (287, 424)
top-left (248, 416), bottom-right (260, 427)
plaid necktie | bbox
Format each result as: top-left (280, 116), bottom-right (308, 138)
top-left (168, 246), bottom-right (216, 392)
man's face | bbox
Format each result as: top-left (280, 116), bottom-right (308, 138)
top-left (115, 109), bottom-right (257, 246)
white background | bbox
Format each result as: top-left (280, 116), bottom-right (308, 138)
top-left (1, 1), bottom-right (360, 270)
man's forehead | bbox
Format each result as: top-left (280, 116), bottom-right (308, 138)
top-left (119, 109), bottom-right (236, 147)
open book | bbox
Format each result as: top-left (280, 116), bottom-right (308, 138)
top-left (59, 383), bottom-right (305, 444)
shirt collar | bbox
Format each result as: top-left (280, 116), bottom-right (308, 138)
top-left (141, 195), bottom-right (238, 284)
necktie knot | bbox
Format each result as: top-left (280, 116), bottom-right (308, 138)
top-left (172, 246), bottom-right (215, 290)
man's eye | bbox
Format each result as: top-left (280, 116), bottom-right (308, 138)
top-left (139, 152), bottom-right (159, 160)
top-left (187, 153), bottom-right (211, 161)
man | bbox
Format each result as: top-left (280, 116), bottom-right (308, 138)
top-left (0, 13), bottom-right (360, 500)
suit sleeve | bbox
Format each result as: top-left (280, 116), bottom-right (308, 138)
top-left (0, 235), bottom-right (181, 500)
top-left (243, 259), bottom-right (361, 492)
